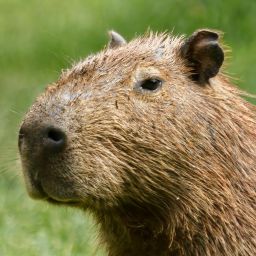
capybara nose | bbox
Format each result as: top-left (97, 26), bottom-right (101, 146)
top-left (43, 127), bottom-right (66, 152)
top-left (19, 123), bottom-right (67, 154)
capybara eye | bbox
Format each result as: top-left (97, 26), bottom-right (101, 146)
top-left (140, 78), bottom-right (162, 91)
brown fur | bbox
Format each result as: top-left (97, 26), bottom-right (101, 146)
top-left (19, 30), bottom-right (256, 256)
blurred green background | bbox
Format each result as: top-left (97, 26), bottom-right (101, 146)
top-left (0, 0), bottom-right (255, 255)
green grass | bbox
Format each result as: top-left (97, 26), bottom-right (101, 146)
top-left (0, 174), bottom-right (103, 256)
top-left (0, 0), bottom-right (255, 255)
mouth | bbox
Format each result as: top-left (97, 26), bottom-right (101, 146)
top-left (46, 197), bottom-right (81, 207)
top-left (24, 171), bottom-right (81, 207)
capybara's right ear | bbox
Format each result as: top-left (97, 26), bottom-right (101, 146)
top-left (181, 29), bottom-right (224, 84)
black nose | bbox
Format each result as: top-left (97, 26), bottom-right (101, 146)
top-left (19, 123), bottom-right (67, 154)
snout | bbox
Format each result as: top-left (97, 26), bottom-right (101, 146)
top-left (19, 123), bottom-right (66, 154)
top-left (18, 120), bottom-right (67, 199)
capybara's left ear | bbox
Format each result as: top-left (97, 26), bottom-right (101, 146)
top-left (181, 29), bottom-right (224, 84)
top-left (108, 31), bottom-right (127, 48)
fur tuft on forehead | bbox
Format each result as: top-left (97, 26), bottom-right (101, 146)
top-left (61, 32), bottom-right (185, 81)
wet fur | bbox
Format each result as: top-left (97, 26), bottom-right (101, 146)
top-left (21, 32), bottom-right (256, 255)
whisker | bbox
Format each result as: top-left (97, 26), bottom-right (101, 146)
top-left (0, 167), bottom-right (9, 175)
top-left (9, 108), bottom-right (24, 116)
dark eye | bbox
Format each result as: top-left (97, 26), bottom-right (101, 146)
top-left (140, 78), bottom-right (162, 91)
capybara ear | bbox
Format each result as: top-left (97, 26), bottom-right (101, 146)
top-left (108, 31), bottom-right (127, 48)
top-left (181, 29), bottom-right (224, 84)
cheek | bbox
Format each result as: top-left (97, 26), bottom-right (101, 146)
top-left (65, 140), bottom-right (126, 197)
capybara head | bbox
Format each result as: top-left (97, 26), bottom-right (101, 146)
top-left (19, 30), bottom-right (256, 255)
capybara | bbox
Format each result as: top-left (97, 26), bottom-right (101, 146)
top-left (19, 29), bottom-right (256, 256)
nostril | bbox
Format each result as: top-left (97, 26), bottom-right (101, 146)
top-left (47, 129), bottom-right (64, 142)
top-left (44, 127), bottom-right (66, 152)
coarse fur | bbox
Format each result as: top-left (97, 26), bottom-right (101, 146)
top-left (19, 30), bottom-right (256, 256)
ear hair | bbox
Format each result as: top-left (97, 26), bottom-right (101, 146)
top-left (108, 30), bottom-right (127, 49)
top-left (181, 29), bottom-right (224, 84)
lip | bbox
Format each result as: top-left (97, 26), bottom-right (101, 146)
top-left (28, 174), bottom-right (81, 207)
top-left (29, 180), bottom-right (81, 207)
top-left (46, 197), bottom-right (81, 207)
top-left (22, 164), bottom-right (82, 207)
top-left (34, 181), bottom-right (81, 206)
top-left (25, 174), bottom-right (49, 200)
